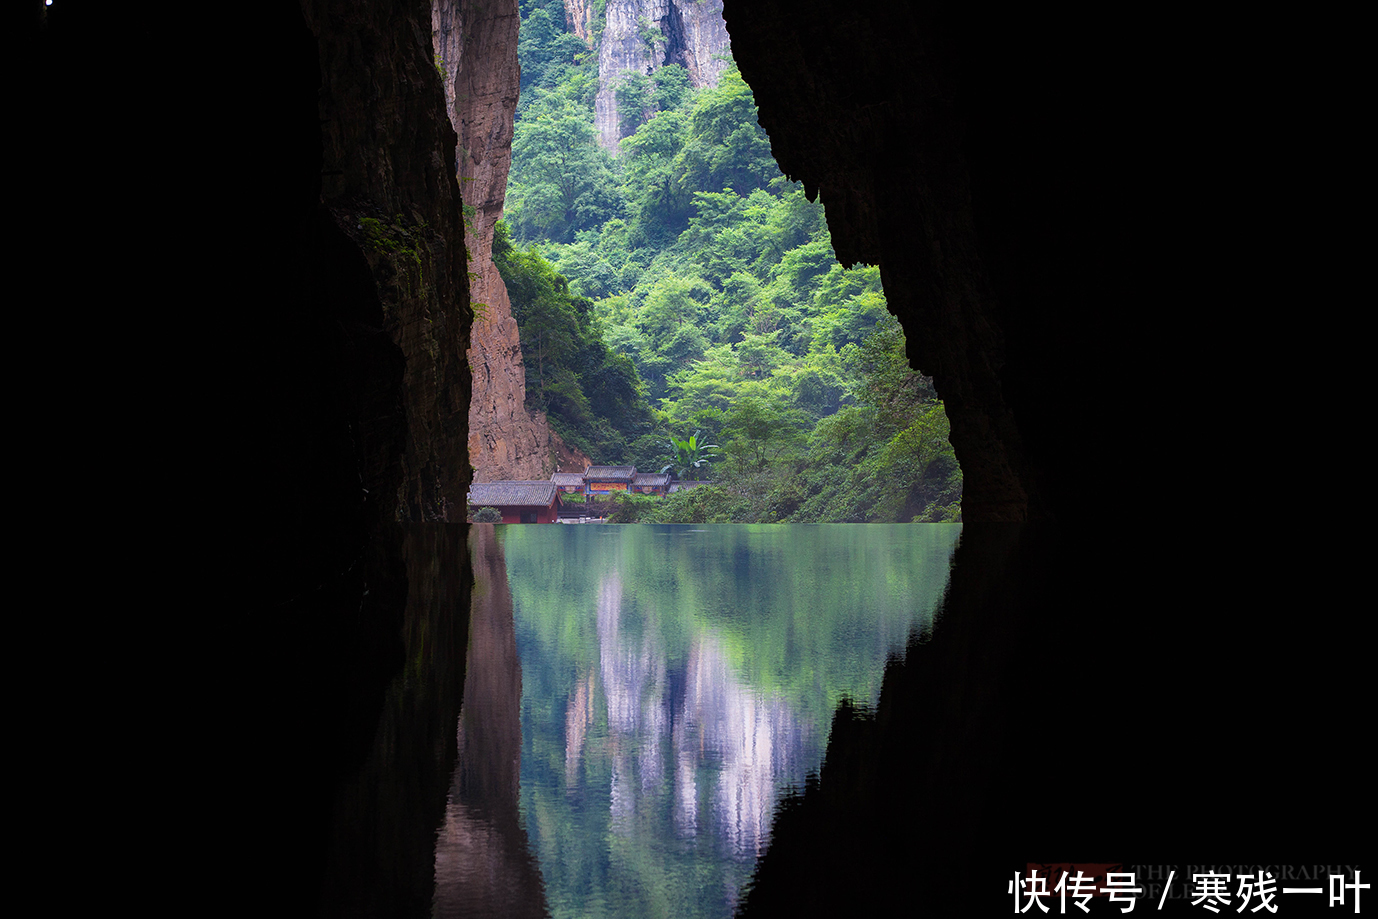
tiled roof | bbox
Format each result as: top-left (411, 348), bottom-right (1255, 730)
top-left (551, 472), bottom-right (586, 486)
top-left (632, 472), bottom-right (672, 486)
top-left (468, 481), bottom-right (559, 507)
top-left (584, 465), bottom-right (637, 481)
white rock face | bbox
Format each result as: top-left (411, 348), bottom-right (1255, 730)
top-left (593, 0), bottom-right (731, 152)
top-left (563, 0), bottom-right (596, 44)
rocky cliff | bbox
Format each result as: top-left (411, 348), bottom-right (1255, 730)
top-left (563, 0), bottom-right (596, 44)
top-left (594, 0), bottom-right (731, 151)
top-left (303, 0), bottom-right (473, 522)
top-left (433, 0), bottom-right (562, 483)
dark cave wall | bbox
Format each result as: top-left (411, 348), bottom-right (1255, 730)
top-left (21, 3), bottom-right (481, 912)
top-left (281, 4), bottom-right (479, 913)
top-left (22, 3), bottom-right (1361, 916)
top-left (721, 6), bottom-right (1366, 915)
top-left (305, 0), bottom-right (475, 524)
top-left (153, 1), bottom-right (480, 912)
top-left (723, 0), bottom-right (1146, 523)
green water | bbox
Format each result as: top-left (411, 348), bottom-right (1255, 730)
top-left (486, 524), bottom-right (959, 919)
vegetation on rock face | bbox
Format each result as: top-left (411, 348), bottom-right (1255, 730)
top-left (497, 0), bottom-right (962, 522)
top-left (493, 221), bottom-right (660, 467)
top-left (358, 214), bottom-right (428, 299)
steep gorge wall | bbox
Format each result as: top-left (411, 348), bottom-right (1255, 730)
top-left (594, 0), bottom-right (731, 150)
top-left (563, 0), bottom-right (596, 44)
top-left (304, 0), bottom-right (474, 522)
top-left (433, 0), bottom-right (560, 483)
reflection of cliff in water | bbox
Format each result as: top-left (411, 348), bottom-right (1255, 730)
top-left (317, 525), bottom-right (473, 919)
top-left (580, 572), bottom-right (810, 862)
top-left (505, 524), bottom-right (960, 919)
top-left (684, 631), bottom-right (804, 860)
top-left (433, 525), bottom-right (550, 919)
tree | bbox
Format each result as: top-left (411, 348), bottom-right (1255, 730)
top-left (494, 222), bottom-right (580, 400)
top-left (495, 221), bottom-right (656, 461)
top-left (508, 91), bottom-right (622, 242)
top-left (661, 431), bottom-right (719, 480)
top-left (673, 64), bottom-right (777, 198)
top-left (652, 65), bottom-right (692, 112)
top-left (721, 394), bottom-right (808, 471)
top-left (615, 71), bottom-right (653, 136)
top-left (620, 110), bottom-right (694, 245)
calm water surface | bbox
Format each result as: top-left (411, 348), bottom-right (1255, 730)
top-left (435, 524), bottom-right (959, 919)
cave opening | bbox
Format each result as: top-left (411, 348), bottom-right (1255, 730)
top-left (27, 0), bottom-right (1354, 914)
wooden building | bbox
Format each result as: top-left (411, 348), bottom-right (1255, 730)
top-left (467, 481), bottom-right (561, 523)
top-left (547, 467), bottom-right (680, 497)
top-left (631, 472), bottom-right (672, 495)
top-left (583, 465), bottom-right (637, 494)
top-left (551, 472), bottom-right (585, 495)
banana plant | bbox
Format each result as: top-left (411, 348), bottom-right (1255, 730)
top-left (661, 430), bottom-right (719, 480)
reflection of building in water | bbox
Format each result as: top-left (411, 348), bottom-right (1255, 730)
top-left (564, 572), bottom-right (810, 860)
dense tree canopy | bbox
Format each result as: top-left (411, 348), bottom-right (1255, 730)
top-left (494, 222), bottom-right (657, 466)
top-left (499, 4), bottom-right (962, 521)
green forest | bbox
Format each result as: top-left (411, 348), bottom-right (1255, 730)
top-left (493, 0), bottom-right (961, 523)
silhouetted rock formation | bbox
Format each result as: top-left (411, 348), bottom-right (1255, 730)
top-left (305, 0), bottom-right (474, 522)
top-left (319, 525), bottom-right (475, 918)
top-left (721, 1), bottom-right (1366, 914)
top-left (24, 1), bottom-right (1357, 916)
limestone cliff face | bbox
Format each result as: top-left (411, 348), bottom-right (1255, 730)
top-left (433, 0), bottom-right (558, 483)
top-left (563, 0), bottom-right (595, 44)
top-left (594, 0), bottom-right (731, 150)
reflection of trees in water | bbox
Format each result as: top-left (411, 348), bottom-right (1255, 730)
top-left (569, 571), bottom-right (811, 861)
